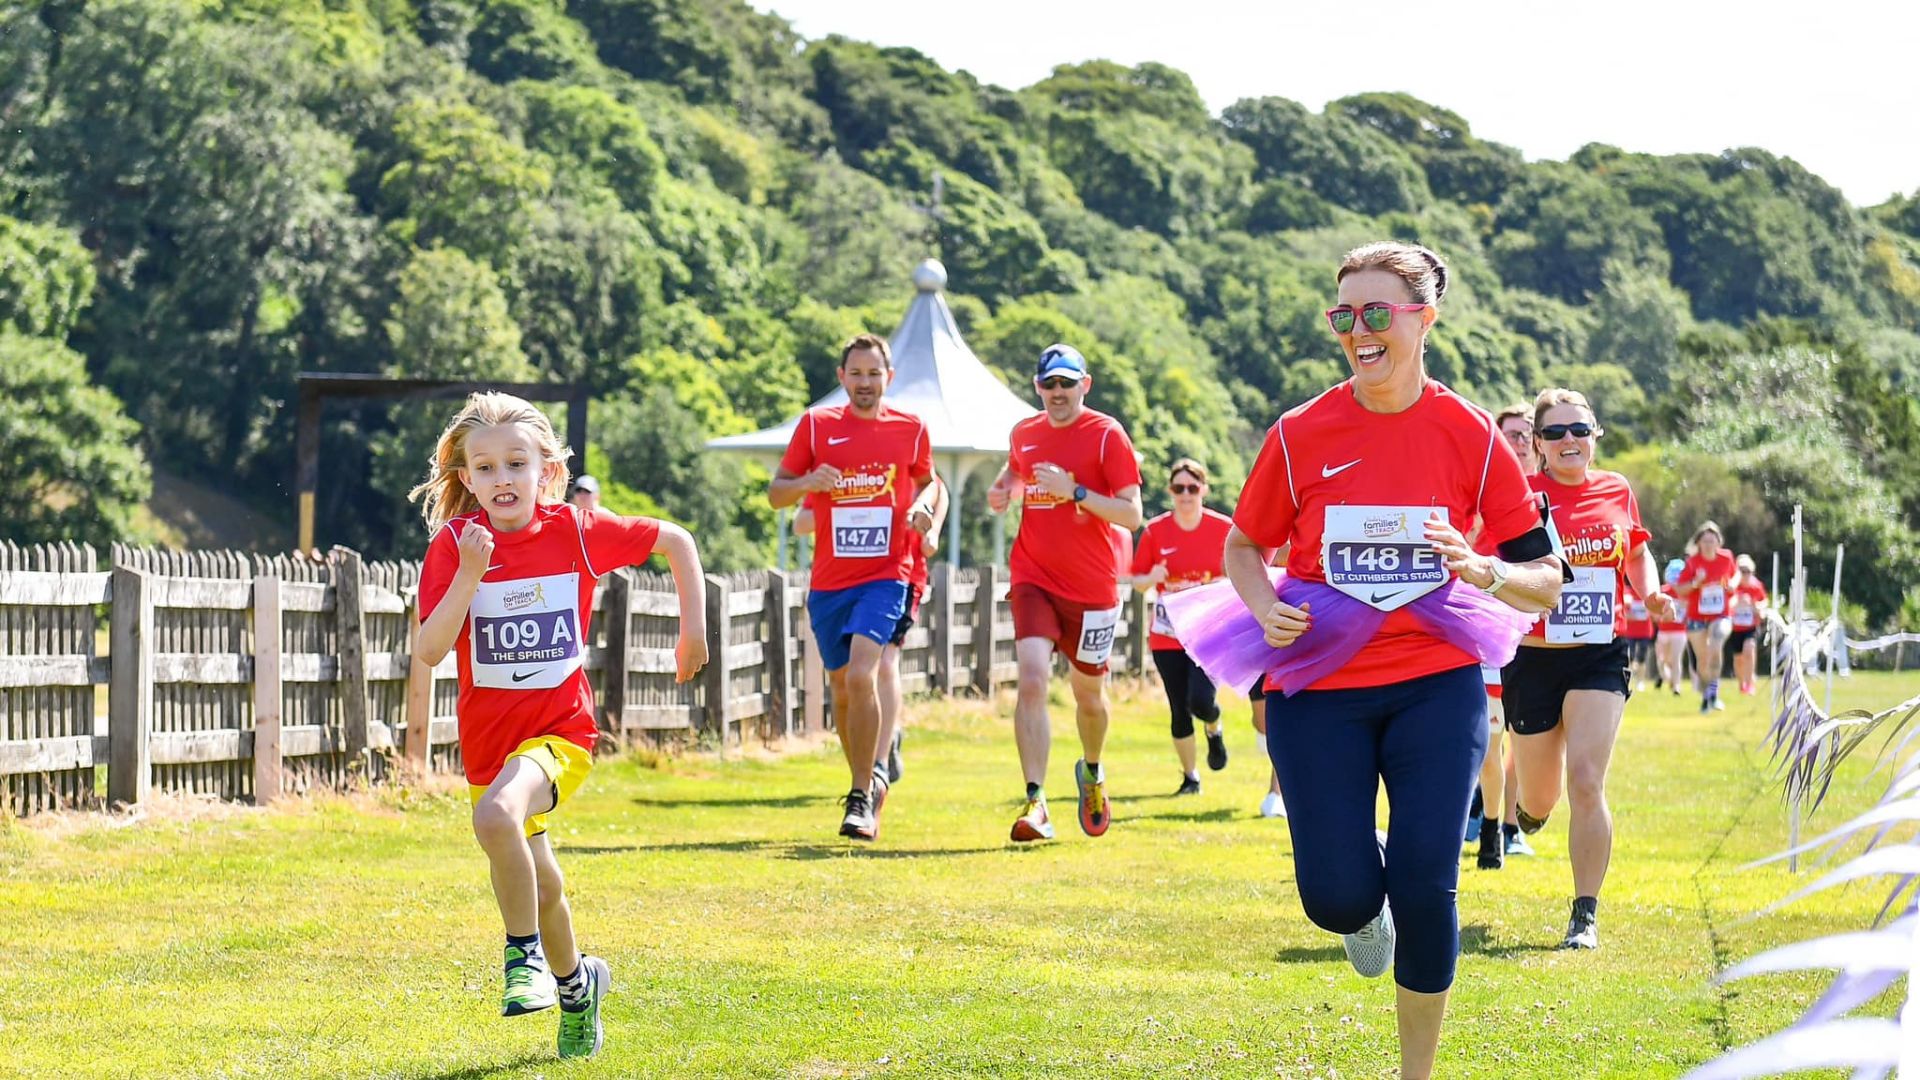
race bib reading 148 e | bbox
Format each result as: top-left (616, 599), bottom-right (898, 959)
top-left (1322, 505), bottom-right (1449, 612)
top-left (469, 572), bottom-right (583, 689)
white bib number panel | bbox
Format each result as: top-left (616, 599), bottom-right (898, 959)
top-left (832, 506), bottom-right (893, 559)
top-left (1152, 599), bottom-right (1174, 637)
top-left (1698, 583), bottom-right (1727, 616)
top-left (1322, 506), bottom-right (1449, 612)
top-left (470, 572), bottom-right (583, 689)
top-left (1546, 566), bottom-right (1616, 644)
top-left (1076, 605), bottom-right (1122, 666)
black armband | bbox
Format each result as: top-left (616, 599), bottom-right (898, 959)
top-left (1497, 527), bottom-right (1574, 581)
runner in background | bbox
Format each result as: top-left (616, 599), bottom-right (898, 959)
top-left (987, 343), bottom-right (1144, 843)
top-left (1465, 403), bottom-right (1536, 866)
top-left (1126, 459), bottom-right (1276, 801)
top-left (1620, 581), bottom-right (1657, 692)
top-left (1676, 522), bottom-right (1739, 713)
top-left (1728, 554), bottom-right (1770, 695)
top-left (1653, 560), bottom-right (1689, 695)
top-left (769, 334), bottom-right (939, 841)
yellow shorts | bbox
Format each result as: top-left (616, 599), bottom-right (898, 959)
top-left (468, 736), bottom-right (594, 838)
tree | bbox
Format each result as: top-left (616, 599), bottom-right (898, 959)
top-left (1, 331), bottom-right (152, 548)
top-left (1584, 260), bottom-right (1692, 397)
top-left (0, 216), bottom-right (94, 338)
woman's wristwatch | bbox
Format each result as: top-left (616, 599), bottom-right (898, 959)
top-left (1479, 558), bottom-right (1511, 595)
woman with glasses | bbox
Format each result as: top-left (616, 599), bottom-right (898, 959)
top-left (1504, 388), bottom-right (1673, 951)
top-left (1218, 241), bottom-right (1564, 1080)
top-left (1127, 459), bottom-right (1284, 813)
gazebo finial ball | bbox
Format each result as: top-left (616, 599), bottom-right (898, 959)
top-left (912, 259), bottom-right (948, 292)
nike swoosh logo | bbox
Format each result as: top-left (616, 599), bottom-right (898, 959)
top-left (511, 670), bottom-right (537, 682)
top-left (1020, 444), bottom-right (1039, 452)
top-left (827, 436), bottom-right (851, 445)
top-left (1571, 630), bottom-right (1591, 638)
top-left (1369, 590), bottom-right (1402, 605)
top-left (1322, 459), bottom-right (1362, 478)
top-left (1160, 548), bottom-right (1177, 555)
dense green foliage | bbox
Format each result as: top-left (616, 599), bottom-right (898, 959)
top-left (3, 0), bottom-right (1917, 622)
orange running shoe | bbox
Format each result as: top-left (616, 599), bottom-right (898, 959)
top-left (1010, 796), bottom-right (1054, 842)
top-left (1075, 759), bottom-right (1110, 837)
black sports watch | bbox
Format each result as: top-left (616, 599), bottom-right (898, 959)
top-left (1072, 484), bottom-right (1088, 503)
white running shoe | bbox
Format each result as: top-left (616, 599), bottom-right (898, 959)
top-left (1343, 899), bottom-right (1395, 978)
top-left (1259, 791), bottom-right (1287, 818)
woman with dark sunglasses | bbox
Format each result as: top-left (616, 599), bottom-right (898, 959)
top-left (1503, 388), bottom-right (1673, 952)
top-left (1213, 241), bottom-right (1564, 1080)
top-left (1127, 459), bottom-right (1283, 811)
top-left (1676, 521), bottom-right (1739, 712)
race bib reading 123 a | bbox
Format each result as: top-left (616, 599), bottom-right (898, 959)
top-left (1545, 566), bottom-right (1616, 644)
top-left (469, 572), bottom-right (583, 690)
top-left (1322, 505), bottom-right (1449, 612)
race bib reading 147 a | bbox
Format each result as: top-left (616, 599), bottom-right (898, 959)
top-left (1322, 505), bottom-right (1449, 612)
top-left (469, 572), bottom-right (583, 689)
top-left (831, 506), bottom-right (892, 558)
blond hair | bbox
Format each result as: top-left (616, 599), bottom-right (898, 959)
top-left (1336, 241), bottom-right (1450, 307)
top-left (408, 392), bottom-right (572, 532)
top-left (1531, 387), bottom-right (1595, 431)
top-left (1167, 457), bottom-right (1209, 486)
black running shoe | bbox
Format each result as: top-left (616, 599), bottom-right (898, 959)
top-left (1561, 899), bottom-right (1599, 949)
top-left (1476, 820), bottom-right (1504, 870)
top-left (1205, 731), bottom-right (1228, 771)
top-left (1174, 775), bottom-right (1201, 796)
top-left (886, 729), bottom-right (903, 784)
top-left (839, 788), bottom-right (875, 841)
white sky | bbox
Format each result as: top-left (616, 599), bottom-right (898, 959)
top-left (759, 0), bottom-right (1917, 208)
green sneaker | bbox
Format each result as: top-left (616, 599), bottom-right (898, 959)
top-left (557, 955), bottom-right (612, 1058)
top-left (501, 944), bottom-right (557, 1016)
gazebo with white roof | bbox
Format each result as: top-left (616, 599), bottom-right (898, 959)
top-left (705, 258), bottom-right (1037, 566)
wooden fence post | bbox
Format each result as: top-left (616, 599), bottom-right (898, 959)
top-left (974, 564), bottom-right (1000, 695)
top-left (1127, 589), bottom-right (1149, 676)
top-left (252, 575), bottom-right (283, 804)
top-left (801, 593), bottom-right (825, 733)
top-left (766, 570), bottom-right (793, 738)
top-left (601, 570), bottom-right (631, 742)
top-left (108, 565), bottom-right (153, 807)
top-left (930, 561), bottom-right (955, 694)
top-left (403, 589), bottom-right (432, 766)
top-left (702, 573), bottom-right (730, 741)
top-left (334, 549), bottom-right (369, 764)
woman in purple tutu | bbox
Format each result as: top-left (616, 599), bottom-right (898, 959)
top-left (1214, 241), bottom-right (1566, 1079)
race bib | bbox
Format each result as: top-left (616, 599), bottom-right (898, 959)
top-left (1546, 566), bottom-right (1615, 644)
top-left (1732, 601), bottom-right (1757, 630)
top-left (1076, 605), bottom-right (1122, 666)
top-left (831, 506), bottom-right (892, 558)
top-left (1628, 601), bottom-right (1649, 622)
top-left (469, 572), bottom-right (583, 689)
top-left (1152, 599), bottom-right (1174, 637)
top-left (1698, 584), bottom-right (1727, 616)
top-left (1322, 505), bottom-right (1449, 612)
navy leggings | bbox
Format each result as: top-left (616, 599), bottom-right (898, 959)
top-left (1151, 649), bottom-right (1221, 739)
top-left (1264, 664), bottom-right (1488, 993)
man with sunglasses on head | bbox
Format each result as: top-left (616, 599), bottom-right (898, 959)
top-left (987, 344), bottom-right (1144, 842)
top-left (770, 333), bottom-right (941, 842)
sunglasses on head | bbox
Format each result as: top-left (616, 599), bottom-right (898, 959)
top-left (1169, 483), bottom-right (1202, 495)
top-left (1539, 422), bottom-right (1597, 441)
top-left (1325, 302), bottom-right (1428, 335)
top-left (1037, 376), bottom-right (1080, 390)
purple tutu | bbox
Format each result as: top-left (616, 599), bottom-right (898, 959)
top-left (1164, 571), bottom-right (1536, 697)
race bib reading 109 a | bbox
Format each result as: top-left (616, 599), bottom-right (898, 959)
top-left (1321, 505), bottom-right (1449, 612)
top-left (469, 572), bottom-right (583, 689)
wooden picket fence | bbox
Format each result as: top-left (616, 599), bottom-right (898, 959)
top-left (0, 542), bottom-right (1149, 817)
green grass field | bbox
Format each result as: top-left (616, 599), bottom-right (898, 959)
top-left (3, 671), bottom-right (1915, 1079)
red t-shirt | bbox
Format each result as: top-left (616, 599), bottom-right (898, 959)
top-left (1657, 584), bottom-right (1686, 633)
top-left (1234, 380), bottom-right (1539, 691)
top-left (1527, 470), bottom-right (1650, 642)
top-left (1620, 582), bottom-right (1656, 639)
top-left (780, 404), bottom-right (934, 594)
top-left (1680, 550), bottom-right (1741, 621)
top-left (1730, 575), bottom-right (1769, 630)
top-left (420, 503), bottom-right (660, 785)
top-left (1133, 509), bottom-right (1235, 651)
top-left (1007, 408), bottom-right (1143, 606)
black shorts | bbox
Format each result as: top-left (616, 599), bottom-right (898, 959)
top-left (888, 586), bottom-right (923, 647)
top-left (1501, 639), bottom-right (1632, 736)
top-left (1726, 627), bottom-right (1757, 654)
